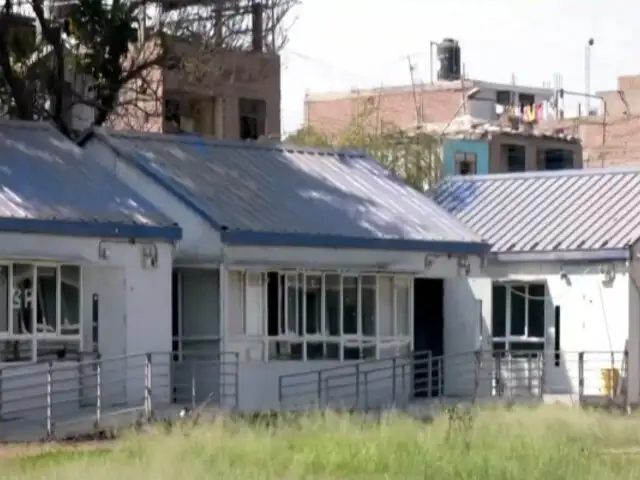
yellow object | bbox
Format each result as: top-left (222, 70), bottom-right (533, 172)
top-left (601, 368), bottom-right (620, 396)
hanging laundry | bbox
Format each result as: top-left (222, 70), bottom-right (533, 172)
top-left (535, 103), bottom-right (544, 121)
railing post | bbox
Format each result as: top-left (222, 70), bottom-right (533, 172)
top-left (144, 353), bottom-right (152, 419)
top-left (438, 358), bottom-right (444, 396)
top-left (96, 355), bottom-right (102, 426)
top-left (427, 351), bottom-right (432, 398)
top-left (538, 352), bottom-right (545, 399)
top-left (234, 353), bottom-right (240, 410)
top-left (391, 357), bottom-right (397, 405)
top-left (355, 363), bottom-right (360, 406)
top-left (317, 371), bottom-right (322, 407)
top-left (494, 354), bottom-right (502, 397)
top-left (191, 360), bottom-right (197, 409)
top-left (363, 371), bottom-right (369, 410)
top-left (0, 367), bottom-right (3, 421)
top-left (578, 351), bottom-right (585, 405)
top-left (46, 361), bottom-right (53, 438)
top-left (624, 350), bottom-right (630, 414)
top-left (609, 351), bottom-right (616, 401)
top-left (473, 349), bottom-right (482, 401)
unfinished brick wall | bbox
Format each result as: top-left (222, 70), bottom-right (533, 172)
top-left (305, 86), bottom-right (465, 134)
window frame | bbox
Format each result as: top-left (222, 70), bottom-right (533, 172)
top-left (227, 270), bottom-right (413, 362)
top-left (491, 281), bottom-right (546, 356)
top-left (0, 263), bottom-right (83, 363)
top-left (454, 151), bottom-right (477, 175)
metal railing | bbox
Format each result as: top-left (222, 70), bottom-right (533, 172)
top-left (278, 349), bottom-right (629, 411)
top-left (0, 351), bottom-right (239, 441)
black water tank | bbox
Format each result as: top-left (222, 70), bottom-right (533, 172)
top-left (437, 38), bottom-right (461, 81)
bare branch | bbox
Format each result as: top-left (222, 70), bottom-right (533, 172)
top-left (0, 0), bottom-right (298, 138)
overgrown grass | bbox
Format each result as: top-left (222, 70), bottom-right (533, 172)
top-left (5, 405), bottom-right (640, 479)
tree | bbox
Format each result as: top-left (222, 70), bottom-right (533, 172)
top-left (0, 0), bottom-right (298, 138)
top-left (287, 102), bottom-right (442, 190)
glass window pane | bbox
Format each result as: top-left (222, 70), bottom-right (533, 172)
top-left (377, 276), bottom-right (393, 336)
top-left (285, 274), bottom-right (298, 335)
top-left (325, 274), bottom-right (340, 336)
top-left (527, 283), bottom-right (545, 338)
top-left (12, 264), bottom-right (34, 335)
top-left (395, 277), bottom-right (410, 336)
top-left (361, 275), bottom-right (376, 336)
top-left (305, 275), bottom-right (322, 334)
top-left (491, 284), bottom-right (506, 337)
top-left (0, 266), bottom-right (8, 333)
top-left (510, 286), bottom-right (526, 336)
top-left (36, 266), bottom-right (57, 334)
top-left (342, 276), bottom-right (358, 335)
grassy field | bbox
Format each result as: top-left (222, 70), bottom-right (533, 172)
top-left (3, 406), bottom-right (640, 479)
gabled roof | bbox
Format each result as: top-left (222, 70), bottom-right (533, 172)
top-left (91, 129), bottom-right (488, 254)
top-left (0, 121), bottom-right (180, 240)
top-left (430, 168), bottom-right (640, 262)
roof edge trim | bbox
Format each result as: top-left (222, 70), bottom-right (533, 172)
top-left (0, 217), bottom-right (182, 241)
top-left (222, 230), bottom-right (490, 255)
top-left (491, 248), bottom-right (630, 264)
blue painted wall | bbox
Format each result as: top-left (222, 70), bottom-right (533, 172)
top-left (443, 139), bottom-right (490, 176)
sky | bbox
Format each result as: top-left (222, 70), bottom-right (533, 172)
top-left (279, 0), bottom-right (637, 135)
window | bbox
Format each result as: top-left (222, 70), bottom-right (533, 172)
top-left (229, 271), bottom-right (412, 361)
top-left (455, 152), bottom-right (477, 175)
top-left (491, 282), bottom-right (545, 356)
top-left (0, 264), bottom-right (82, 362)
top-left (518, 93), bottom-right (535, 107)
top-left (543, 149), bottom-right (574, 170)
top-left (504, 144), bottom-right (526, 172)
top-left (496, 90), bottom-right (512, 106)
top-left (238, 98), bottom-right (266, 140)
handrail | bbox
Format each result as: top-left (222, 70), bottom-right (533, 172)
top-left (0, 349), bottom-right (240, 441)
top-left (277, 349), bottom-right (630, 411)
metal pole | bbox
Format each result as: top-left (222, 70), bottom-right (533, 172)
top-left (144, 353), bottom-right (152, 419)
top-left (578, 352), bottom-right (585, 404)
top-left (46, 361), bottom-right (53, 438)
top-left (191, 361), bottom-right (196, 410)
top-left (96, 356), bottom-right (102, 425)
top-left (585, 38), bottom-right (594, 114)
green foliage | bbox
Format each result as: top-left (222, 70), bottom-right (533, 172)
top-left (6, 407), bottom-right (640, 479)
top-left (287, 107), bottom-right (442, 190)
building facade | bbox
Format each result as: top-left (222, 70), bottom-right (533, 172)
top-left (84, 128), bottom-right (490, 411)
top-left (0, 121), bottom-right (181, 438)
top-left (431, 168), bottom-right (640, 405)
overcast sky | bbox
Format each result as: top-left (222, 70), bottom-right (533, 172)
top-left (280, 0), bottom-right (635, 134)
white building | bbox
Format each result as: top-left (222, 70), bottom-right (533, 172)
top-left (83, 129), bottom-right (490, 411)
top-left (0, 121), bottom-right (180, 431)
top-left (432, 167), bottom-right (640, 405)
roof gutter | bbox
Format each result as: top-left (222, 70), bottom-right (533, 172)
top-left (491, 248), bottom-right (631, 264)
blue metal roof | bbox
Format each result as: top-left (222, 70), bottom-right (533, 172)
top-left (0, 121), bottom-right (180, 240)
top-left (92, 130), bottom-right (488, 254)
top-left (430, 168), bottom-right (640, 262)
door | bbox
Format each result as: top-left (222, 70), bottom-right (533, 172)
top-left (174, 268), bottom-right (221, 404)
top-left (413, 278), bottom-right (444, 398)
top-left (82, 266), bottom-right (127, 408)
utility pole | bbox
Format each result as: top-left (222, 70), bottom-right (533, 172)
top-left (407, 56), bottom-right (423, 126)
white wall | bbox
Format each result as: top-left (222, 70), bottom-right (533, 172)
top-left (443, 260), bottom-right (633, 401)
top-left (0, 232), bottom-right (174, 422)
top-left (86, 140), bottom-right (223, 262)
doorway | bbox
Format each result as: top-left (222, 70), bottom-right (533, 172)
top-left (413, 278), bottom-right (444, 398)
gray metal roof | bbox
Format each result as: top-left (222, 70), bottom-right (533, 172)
top-left (92, 129), bottom-right (488, 254)
top-left (430, 167), bottom-right (640, 262)
top-left (0, 120), bottom-right (180, 240)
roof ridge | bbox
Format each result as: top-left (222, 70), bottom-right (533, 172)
top-left (97, 128), bottom-right (370, 157)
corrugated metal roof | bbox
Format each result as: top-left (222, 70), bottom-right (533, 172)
top-left (92, 129), bottom-right (488, 254)
top-left (0, 121), bottom-right (180, 240)
top-left (430, 168), bottom-right (640, 261)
